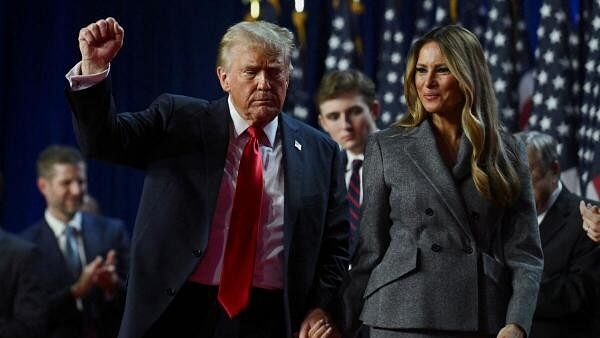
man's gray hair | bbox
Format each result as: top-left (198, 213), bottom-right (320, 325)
top-left (515, 130), bottom-right (559, 171)
top-left (216, 20), bottom-right (295, 71)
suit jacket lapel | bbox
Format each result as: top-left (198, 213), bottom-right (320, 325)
top-left (38, 221), bottom-right (75, 284)
top-left (280, 114), bottom-right (303, 263)
top-left (539, 188), bottom-right (569, 246)
top-left (403, 120), bottom-right (472, 239)
top-left (81, 213), bottom-right (102, 261)
top-left (191, 98), bottom-right (230, 251)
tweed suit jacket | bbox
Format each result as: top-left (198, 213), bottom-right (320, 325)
top-left (343, 119), bottom-right (543, 337)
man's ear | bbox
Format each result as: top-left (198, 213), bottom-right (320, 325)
top-left (37, 177), bottom-right (47, 195)
top-left (370, 100), bottom-right (381, 120)
top-left (317, 113), bottom-right (327, 131)
top-left (551, 160), bottom-right (561, 177)
top-left (216, 66), bottom-right (230, 92)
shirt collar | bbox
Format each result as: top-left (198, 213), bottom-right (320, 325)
top-left (545, 180), bottom-right (562, 212)
top-left (227, 96), bottom-right (278, 147)
top-left (345, 151), bottom-right (365, 171)
top-left (537, 181), bottom-right (562, 224)
top-left (45, 210), bottom-right (82, 237)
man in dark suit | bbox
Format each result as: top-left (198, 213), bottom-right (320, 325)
top-left (21, 145), bottom-right (130, 338)
top-left (516, 131), bottom-right (600, 338)
top-left (65, 18), bottom-right (349, 338)
top-left (317, 69), bottom-right (379, 257)
top-left (0, 172), bottom-right (47, 338)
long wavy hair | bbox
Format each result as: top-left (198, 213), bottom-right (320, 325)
top-left (397, 25), bottom-right (520, 207)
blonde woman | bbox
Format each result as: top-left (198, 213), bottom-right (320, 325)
top-left (342, 25), bottom-right (543, 338)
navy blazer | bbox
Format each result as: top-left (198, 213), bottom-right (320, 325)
top-left (0, 229), bottom-right (46, 338)
top-left (20, 213), bottom-right (130, 338)
top-left (65, 78), bottom-right (350, 338)
top-left (530, 188), bottom-right (600, 338)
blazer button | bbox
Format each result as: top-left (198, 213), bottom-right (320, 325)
top-left (463, 247), bottom-right (474, 254)
top-left (192, 249), bottom-right (203, 258)
top-left (431, 243), bottom-right (442, 252)
top-left (165, 288), bottom-right (176, 297)
top-left (425, 208), bottom-right (434, 216)
top-left (471, 212), bottom-right (480, 221)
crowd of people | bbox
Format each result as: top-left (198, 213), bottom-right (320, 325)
top-left (1, 18), bottom-right (600, 338)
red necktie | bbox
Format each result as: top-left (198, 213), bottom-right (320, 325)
top-left (218, 126), bottom-right (264, 318)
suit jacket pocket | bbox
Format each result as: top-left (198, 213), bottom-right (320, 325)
top-left (481, 252), bottom-right (509, 285)
top-left (363, 247), bottom-right (418, 298)
top-left (480, 252), bottom-right (511, 333)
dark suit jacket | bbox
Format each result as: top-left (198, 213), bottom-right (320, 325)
top-left (530, 188), bottom-right (600, 338)
top-left (20, 213), bottom-right (130, 338)
top-left (65, 78), bottom-right (350, 338)
top-left (343, 120), bottom-right (543, 337)
top-left (0, 229), bottom-right (47, 338)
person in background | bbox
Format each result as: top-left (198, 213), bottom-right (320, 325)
top-left (342, 25), bottom-right (543, 338)
top-left (580, 200), bottom-right (600, 243)
top-left (515, 131), bottom-right (600, 338)
top-left (317, 69), bottom-right (379, 257)
top-left (80, 194), bottom-right (101, 215)
top-left (65, 17), bottom-right (349, 338)
top-left (0, 171), bottom-right (47, 338)
top-left (21, 145), bottom-right (130, 338)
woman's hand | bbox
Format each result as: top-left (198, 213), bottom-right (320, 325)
top-left (497, 323), bottom-right (525, 338)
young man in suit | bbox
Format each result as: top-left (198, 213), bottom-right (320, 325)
top-left (21, 145), bottom-right (130, 338)
top-left (65, 18), bottom-right (349, 338)
top-left (317, 69), bottom-right (379, 256)
top-left (516, 131), bottom-right (600, 338)
top-left (0, 172), bottom-right (47, 338)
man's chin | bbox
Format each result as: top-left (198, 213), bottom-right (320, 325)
top-left (249, 109), bottom-right (279, 124)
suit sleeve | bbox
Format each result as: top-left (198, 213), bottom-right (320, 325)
top-left (0, 246), bottom-right (47, 338)
top-left (65, 77), bottom-right (175, 169)
top-left (96, 220), bottom-right (131, 338)
top-left (535, 225), bottom-right (600, 317)
top-left (502, 139), bottom-right (544, 335)
top-left (309, 144), bottom-right (351, 313)
top-left (342, 134), bottom-right (391, 336)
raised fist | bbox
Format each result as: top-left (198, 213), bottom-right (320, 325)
top-left (78, 17), bottom-right (124, 75)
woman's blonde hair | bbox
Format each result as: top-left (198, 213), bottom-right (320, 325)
top-left (398, 25), bottom-right (520, 207)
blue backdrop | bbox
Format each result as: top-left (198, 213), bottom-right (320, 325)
top-left (0, 0), bottom-right (544, 233)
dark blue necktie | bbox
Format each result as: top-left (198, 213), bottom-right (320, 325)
top-left (64, 225), bottom-right (82, 278)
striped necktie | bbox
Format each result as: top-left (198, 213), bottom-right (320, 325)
top-left (347, 159), bottom-right (362, 251)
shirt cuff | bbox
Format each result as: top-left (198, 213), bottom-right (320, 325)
top-left (65, 61), bottom-right (110, 91)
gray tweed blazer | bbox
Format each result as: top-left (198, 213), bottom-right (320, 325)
top-left (342, 119), bottom-right (543, 337)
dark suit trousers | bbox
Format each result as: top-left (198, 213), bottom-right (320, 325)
top-left (145, 282), bottom-right (285, 338)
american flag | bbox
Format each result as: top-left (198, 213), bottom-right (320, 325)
top-left (483, 0), bottom-right (531, 132)
top-left (412, 0), bottom-right (453, 42)
top-left (324, 0), bottom-right (362, 71)
top-left (457, 0), bottom-right (487, 39)
top-left (579, 0), bottom-right (600, 200)
top-left (376, 0), bottom-right (410, 128)
top-left (528, 0), bottom-right (584, 195)
top-left (286, 12), bottom-right (312, 123)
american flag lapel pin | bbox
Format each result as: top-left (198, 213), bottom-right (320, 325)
top-left (294, 140), bottom-right (302, 151)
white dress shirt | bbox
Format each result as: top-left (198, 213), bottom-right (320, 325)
top-left (344, 151), bottom-right (364, 204)
top-left (537, 181), bottom-right (562, 225)
top-left (189, 97), bottom-right (285, 289)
